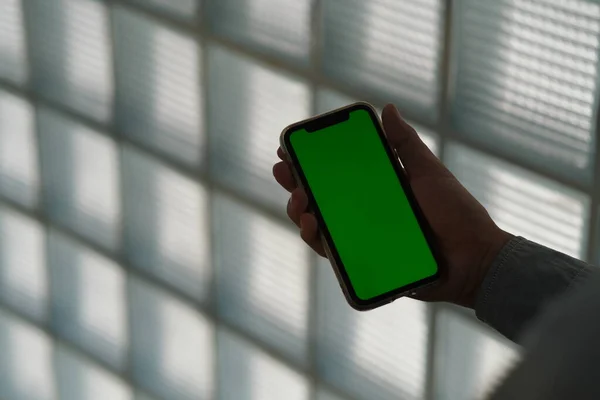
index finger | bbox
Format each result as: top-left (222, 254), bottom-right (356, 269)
top-left (273, 162), bottom-right (296, 192)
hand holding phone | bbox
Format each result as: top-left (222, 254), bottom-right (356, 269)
top-left (274, 104), bottom-right (512, 310)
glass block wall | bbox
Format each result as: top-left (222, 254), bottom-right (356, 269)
top-left (0, 0), bottom-right (598, 399)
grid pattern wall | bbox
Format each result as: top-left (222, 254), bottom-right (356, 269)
top-left (0, 0), bottom-right (597, 399)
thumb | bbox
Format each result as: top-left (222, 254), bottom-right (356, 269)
top-left (381, 104), bottom-right (438, 178)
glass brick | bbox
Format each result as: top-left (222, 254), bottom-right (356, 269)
top-left (322, 0), bottom-right (445, 121)
top-left (434, 309), bottom-right (520, 400)
top-left (0, 310), bottom-right (56, 400)
top-left (38, 109), bottom-right (120, 251)
top-left (207, 0), bottom-right (311, 62)
top-left (48, 231), bottom-right (127, 371)
top-left (56, 344), bottom-right (133, 400)
top-left (452, 0), bottom-right (600, 183)
top-left (0, 91), bottom-right (39, 208)
top-left (114, 7), bottom-right (204, 167)
top-left (218, 329), bottom-right (309, 400)
top-left (122, 147), bottom-right (211, 301)
top-left (129, 277), bottom-right (214, 400)
top-left (214, 193), bottom-right (310, 365)
top-left (446, 143), bottom-right (590, 258)
top-left (208, 45), bottom-right (310, 210)
top-left (26, 0), bottom-right (114, 122)
top-left (0, 0), bottom-right (28, 84)
top-left (316, 260), bottom-right (428, 400)
top-left (0, 207), bottom-right (47, 322)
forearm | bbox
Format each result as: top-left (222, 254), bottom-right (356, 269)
top-left (475, 236), bottom-right (597, 341)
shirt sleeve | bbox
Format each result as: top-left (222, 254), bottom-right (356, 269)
top-left (475, 236), bottom-right (597, 342)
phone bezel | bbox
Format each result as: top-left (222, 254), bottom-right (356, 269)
top-left (280, 102), bottom-right (442, 311)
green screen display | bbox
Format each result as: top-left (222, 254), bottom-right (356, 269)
top-left (289, 107), bottom-right (438, 301)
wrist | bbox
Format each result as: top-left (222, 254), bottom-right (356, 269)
top-left (460, 229), bottom-right (514, 309)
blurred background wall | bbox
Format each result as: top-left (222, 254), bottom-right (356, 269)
top-left (0, 0), bottom-right (597, 399)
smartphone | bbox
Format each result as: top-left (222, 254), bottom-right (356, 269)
top-left (280, 102), bottom-right (440, 310)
